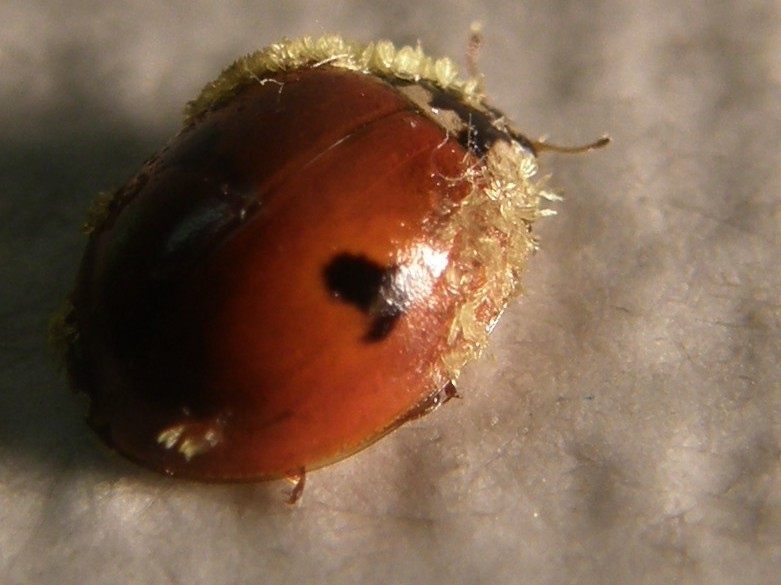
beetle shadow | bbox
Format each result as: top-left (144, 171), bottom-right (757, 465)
top-left (0, 41), bottom-right (184, 490)
top-left (0, 123), bottom-right (152, 476)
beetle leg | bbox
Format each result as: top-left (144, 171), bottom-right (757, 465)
top-left (403, 381), bottom-right (461, 423)
top-left (285, 468), bottom-right (306, 505)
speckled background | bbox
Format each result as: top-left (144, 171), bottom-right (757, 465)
top-left (2, 1), bottom-right (780, 584)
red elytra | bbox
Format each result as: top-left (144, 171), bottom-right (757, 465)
top-left (54, 36), bottom-right (567, 487)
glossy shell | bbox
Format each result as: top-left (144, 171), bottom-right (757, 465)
top-left (56, 36), bottom-right (545, 480)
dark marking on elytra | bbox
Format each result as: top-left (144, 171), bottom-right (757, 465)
top-left (323, 253), bottom-right (406, 342)
top-left (364, 303), bottom-right (403, 342)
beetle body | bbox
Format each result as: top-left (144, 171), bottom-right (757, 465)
top-left (56, 36), bottom-right (545, 480)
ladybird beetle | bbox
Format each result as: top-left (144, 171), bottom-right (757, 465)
top-left (51, 35), bottom-right (606, 494)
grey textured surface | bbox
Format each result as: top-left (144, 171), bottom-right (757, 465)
top-left (2, 1), bottom-right (780, 584)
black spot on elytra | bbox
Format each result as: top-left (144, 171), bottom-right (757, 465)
top-left (323, 253), bottom-right (385, 311)
top-left (323, 253), bottom-right (406, 342)
top-left (364, 304), bottom-right (403, 342)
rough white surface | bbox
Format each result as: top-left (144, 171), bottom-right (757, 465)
top-left (2, 1), bottom-right (780, 584)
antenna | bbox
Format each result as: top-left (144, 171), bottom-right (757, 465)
top-left (529, 135), bottom-right (611, 155)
